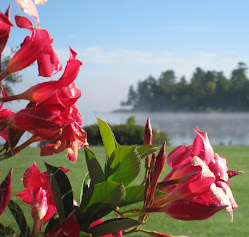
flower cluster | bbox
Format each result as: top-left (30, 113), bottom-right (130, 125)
top-left (0, 13), bottom-right (87, 162)
top-left (146, 127), bottom-right (242, 222)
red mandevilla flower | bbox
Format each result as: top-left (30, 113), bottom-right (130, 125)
top-left (0, 48), bottom-right (87, 162)
top-left (16, 162), bottom-right (70, 229)
top-left (0, 6), bottom-right (13, 66)
top-left (0, 15), bottom-right (61, 81)
top-left (44, 211), bottom-right (80, 237)
top-left (0, 86), bottom-right (15, 141)
top-left (146, 128), bottom-right (242, 221)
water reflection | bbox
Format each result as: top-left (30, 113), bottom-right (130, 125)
top-left (83, 112), bottom-right (249, 146)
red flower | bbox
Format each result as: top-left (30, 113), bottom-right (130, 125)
top-left (44, 211), bottom-right (80, 237)
top-left (0, 15), bottom-right (58, 81)
top-left (0, 86), bottom-right (15, 141)
top-left (0, 6), bottom-right (13, 66)
top-left (0, 168), bottom-right (12, 216)
top-left (16, 162), bottom-right (70, 229)
top-left (146, 128), bottom-right (242, 221)
top-left (37, 45), bottom-right (62, 77)
top-left (1, 47), bottom-right (81, 103)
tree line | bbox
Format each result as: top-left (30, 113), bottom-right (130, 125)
top-left (121, 62), bottom-right (249, 112)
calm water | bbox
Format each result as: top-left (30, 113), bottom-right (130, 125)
top-left (83, 111), bottom-right (249, 146)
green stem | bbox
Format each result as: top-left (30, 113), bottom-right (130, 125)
top-left (0, 135), bottom-right (41, 161)
top-left (31, 219), bottom-right (39, 237)
top-left (117, 208), bottom-right (144, 218)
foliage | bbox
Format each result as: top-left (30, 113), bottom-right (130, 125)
top-left (122, 63), bottom-right (249, 111)
top-left (84, 118), bottom-right (169, 146)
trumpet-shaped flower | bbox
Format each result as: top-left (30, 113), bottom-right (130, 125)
top-left (155, 197), bottom-right (227, 221)
top-left (0, 6), bottom-right (13, 65)
top-left (0, 47), bottom-right (81, 103)
top-left (0, 15), bottom-right (61, 81)
top-left (147, 128), bottom-right (242, 221)
top-left (16, 162), bottom-right (70, 228)
top-left (37, 45), bottom-right (62, 77)
top-left (0, 48), bottom-right (87, 162)
top-left (44, 211), bottom-right (80, 237)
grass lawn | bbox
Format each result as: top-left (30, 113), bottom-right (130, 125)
top-left (0, 145), bottom-right (248, 237)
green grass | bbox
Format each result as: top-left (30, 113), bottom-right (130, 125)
top-left (0, 145), bottom-right (248, 237)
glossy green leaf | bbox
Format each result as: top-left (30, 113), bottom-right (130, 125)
top-left (136, 145), bottom-right (160, 159)
top-left (121, 185), bottom-right (165, 207)
top-left (45, 162), bottom-right (74, 222)
top-left (97, 118), bottom-right (117, 158)
top-left (88, 218), bottom-right (140, 236)
top-left (80, 182), bottom-right (125, 226)
top-left (105, 145), bottom-right (141, 186)
top-left (0, 224), bottom-right (15, 236)
top-left (80, 231), bottom-right (92, 237)
top-left (80, 172), bottom-right (91, 204)
top-left (8, 200), bottom-right (31, 237)
top-left (84, 147), bottom-right (105, 185)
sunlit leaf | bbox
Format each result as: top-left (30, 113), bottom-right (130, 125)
top-left (121, 185), bottom-right (165, 207)
top-left (80, 182), bottom-right (125, 228)
top-left (97, 118), bottom-right (118, 158)
top-left (80, 172), bottom-right (91, 204)
top-left (136, 145), bottom-right (160, 159)
top-left (105, 145), bottom-right (141, 186)
top-left (84, 147), bottom-right (105, 185)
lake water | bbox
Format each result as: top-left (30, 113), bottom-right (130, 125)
top-left (83, 111), bottom-right (249, 146)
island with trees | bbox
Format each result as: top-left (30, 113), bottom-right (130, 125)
top-left (121, 62), bottom-right (249, 112)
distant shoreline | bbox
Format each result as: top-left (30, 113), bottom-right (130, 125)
top-left (112, 108), bottom-right (249, 113)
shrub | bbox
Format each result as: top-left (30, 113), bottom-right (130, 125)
top-left (84, 123), bottom-right (169, 146)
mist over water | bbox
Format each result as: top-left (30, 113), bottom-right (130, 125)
top-left (83, 112), bottom-right (249, 146)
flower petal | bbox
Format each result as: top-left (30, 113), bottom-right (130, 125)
top-left (23, 161), bottom-right (41, 191)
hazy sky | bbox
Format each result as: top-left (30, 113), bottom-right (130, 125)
top-left (2, 0), bottom-right (249, 114)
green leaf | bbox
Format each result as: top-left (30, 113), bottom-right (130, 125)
top-left (80, 172), bottom-right (91, 204)
top-left (136, 145), bottom-right (160, 159)
top-left (88, 218), bottom-right (140, 236)
top-left (45, 162), bottom-right (74, 222)
top-left (97, 118), bottom-right (118, 158)
top-left (121, 185), bottom-right (145, 206)
top-left (8, 200), bottom-right (31, 237)
top-left (121, 185), bottom-right (166, 207)
top-left (105, 145), bottom-right (141, 186)
top-left (84, 147), bottom-right (105, 185)
top-left (80, 182), bottom-right (125, 227)
top-left (80, 231), bottom-right (92, 237)
top-left (0, 223), bottom-right (16, 236)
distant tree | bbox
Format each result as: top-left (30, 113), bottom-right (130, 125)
top-left (229, 62), bottom-right (249, 109)
top-left (121, 62), bottom-right (249, 112)
top-left (0, 47), bottom-right (22, 95)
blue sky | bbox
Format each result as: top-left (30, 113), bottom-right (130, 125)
top-left (2, 0), bottom-right (249, 114)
